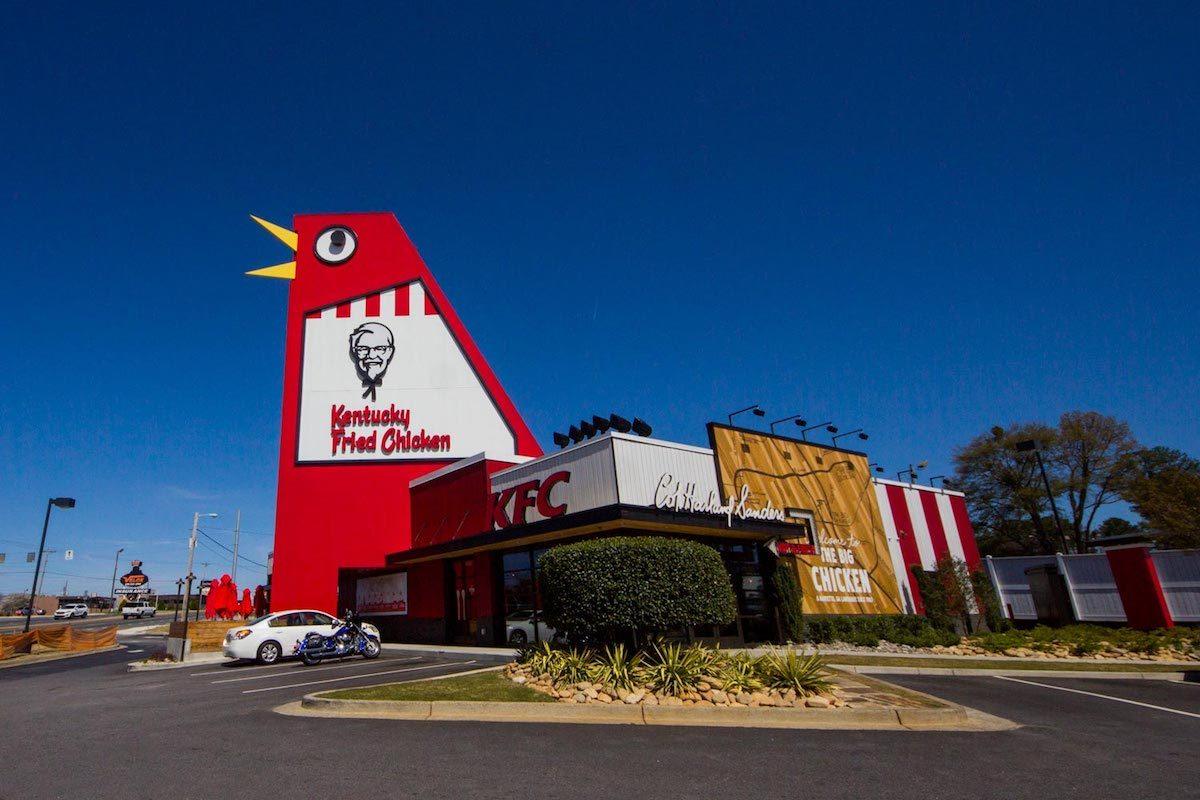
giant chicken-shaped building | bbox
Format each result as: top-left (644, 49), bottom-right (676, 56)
top-left (248, 213), bottom-right (540, 613)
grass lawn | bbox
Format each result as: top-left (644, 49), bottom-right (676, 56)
top-left (323, 669), bottom-right (557, 702)
top-left (826, 655), bottom-right (1194, 672)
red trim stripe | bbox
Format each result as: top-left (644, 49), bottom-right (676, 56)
top-left (395, 285), bottom-right (410, 316)
top-left (424, 292), bottom-right (436, 315)
top-left (306, 310), bottom-right (320, 319)
top-left (364, 293), bottom-right (380, 317)
top-left (886, 484), bottom-right (924, 614)
top-left (949, 496), bottom-right (982, 569)
top-left (335, 303), bottom-right (351, 318)
top-left (919, 491), bottom-right (951, 562)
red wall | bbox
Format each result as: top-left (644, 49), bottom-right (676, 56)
top-left (409, 458), bottom-right (509, 551)
top-left (1104, 546), bottom-right (1174, 630)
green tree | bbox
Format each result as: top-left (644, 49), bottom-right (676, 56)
top-left (1120, 447), bottom-right (1200, 549)
top-left (954, 412), bottom-right (1140, 555)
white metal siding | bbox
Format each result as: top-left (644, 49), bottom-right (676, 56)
top-left (986, 555), bottom-right (1056, 620)
top-left (1058, 554), bottom-right (1126, 622)
top-left (1152, 549), bottom-right (1200, 622)
top-left (490, 437), bottom-right (618, 525)
top-left (612, 436), bottom-right (720, 508)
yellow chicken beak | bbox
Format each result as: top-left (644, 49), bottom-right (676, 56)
top-left (246, 215), bottom-right (297, 279)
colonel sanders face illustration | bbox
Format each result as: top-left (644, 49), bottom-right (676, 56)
top-left (349, 322), bottom-right (395, 401)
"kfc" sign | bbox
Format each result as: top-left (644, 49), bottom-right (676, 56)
top-left (490, 471), bottom-right (571, 529)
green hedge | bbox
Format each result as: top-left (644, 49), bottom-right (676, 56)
top-left (538, 536), bottom-right (737, 642)
top-left (804, 614), bottom-right (959, 648)
top-left (772, 564), bottom-right (804, 643)
top-left (970, 569), bottom-right (1011, 633)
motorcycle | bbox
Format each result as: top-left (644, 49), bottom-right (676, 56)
top-left (294, 611), bottom-right (382, 666)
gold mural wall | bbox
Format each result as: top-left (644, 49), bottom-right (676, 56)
top-left (709, 424), bottom-right (902, 615)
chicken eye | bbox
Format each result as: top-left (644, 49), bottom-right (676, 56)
top-left (314, 226), bottom-right (357, 264)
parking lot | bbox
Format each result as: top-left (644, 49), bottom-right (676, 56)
top-left (0, 639), bottom-right (1195, 800)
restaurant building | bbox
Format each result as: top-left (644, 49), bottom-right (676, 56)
top-left (249, 211), bottom-right (980, 644)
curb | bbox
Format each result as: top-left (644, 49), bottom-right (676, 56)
top-left (0, 645), bottom-right (124, 670)
top-left (294, 693), bottom-right (980, 730)
top-left (830, 664), bottom-right (1195, 681)
top-left (127, 652), bottom-right (234, 671)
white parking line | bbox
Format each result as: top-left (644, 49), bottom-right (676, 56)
top-left (241, 660), bottom-right (476, 694)
top-left (212, 657), bottom-right (421, 684)
top-left (995, 675), bottom-right (1200, 719)
top-left (191, 653), bottom-right (414, 677)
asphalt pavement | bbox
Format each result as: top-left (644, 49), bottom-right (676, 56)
top-left (0, 614), bottom-right (156, 633)
top-left (0, 639), bottom-right (1196, 800)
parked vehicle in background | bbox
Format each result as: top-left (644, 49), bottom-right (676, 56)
top-left (222, 609), bottom-right (381, 665)
top-left (53, 603), bottom-right (89, 619)
top-left (121, 601), bottom-right (156, 619)
top-left (15, 607), bottom-right (47, 616)
top-left (505, 609), bottom-right (559, 644)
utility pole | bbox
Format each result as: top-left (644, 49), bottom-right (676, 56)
top-left (180, 512), bottom-right (217, 662)
top-left (231, 509), bottom-right (241, 584)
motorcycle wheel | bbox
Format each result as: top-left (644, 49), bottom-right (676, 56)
top-left (301, 651), bottom-right (321, 666)
top-left (362, 638), bottom-right (381, 659)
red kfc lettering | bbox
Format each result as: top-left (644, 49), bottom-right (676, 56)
top-left (509, 480), bottom-right (540, 526)
top-left (489, 487), bottom-right (515, 529)
top-left (535, 471), bottom-right (571, 518)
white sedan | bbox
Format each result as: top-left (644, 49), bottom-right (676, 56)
top-left (221, 610), bottom-right (381, 665)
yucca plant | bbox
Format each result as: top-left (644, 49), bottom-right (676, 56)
top-left (641, 641), bottom-right (706, 696)
top-left (547, 646), bottom-right (594, 687)
top-left (519, 640), bottom-right (558, 677)
top-left (589, 643), bottom-right (643, 692)
top-left (687, 642), bottom-right (728, 676)
top-left (717, 652), bottom-right (763, 694)
top-left (757, 648), bottom-right (832, 697)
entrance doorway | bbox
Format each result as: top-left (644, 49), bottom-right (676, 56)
top-left (449, 558), bottom-right (475, 644)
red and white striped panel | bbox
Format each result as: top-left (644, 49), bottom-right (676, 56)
top-left (306, 281), bottom-right (438, 320)
top-left (872, 478), bottom-right (982, 614)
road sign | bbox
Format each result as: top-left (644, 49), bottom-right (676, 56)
top-left (64, 549), bottom-right (74, 561)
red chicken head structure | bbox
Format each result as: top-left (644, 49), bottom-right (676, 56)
top-left (248, 213), bottom-right (541, 613)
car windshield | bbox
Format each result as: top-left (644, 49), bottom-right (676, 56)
top-left (246, 613), bottom-right (275, 626)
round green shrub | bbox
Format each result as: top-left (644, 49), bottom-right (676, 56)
top-left (538, 536), bottom-right (737, 642)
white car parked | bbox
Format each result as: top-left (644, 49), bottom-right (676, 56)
top-left (53, 603), bottom-right (89, 619)
top-left (221, 610), bottom-right (381, 665)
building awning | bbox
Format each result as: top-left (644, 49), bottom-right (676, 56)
top-left (384, 504), bottom-right (795, 567)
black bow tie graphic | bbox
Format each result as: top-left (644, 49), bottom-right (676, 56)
top-left (361, 376), bottom-right (383, 402)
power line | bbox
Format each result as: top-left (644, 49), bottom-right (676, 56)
top-left (196, 529), bottom-right (270, 569)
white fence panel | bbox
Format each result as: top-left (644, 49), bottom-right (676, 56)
top-left (986, 556), bottom-right (1056, 620)
top-left (1057, 554), bottom-right (1126, 622)
top-left (1152, 549), bottom-right (1200, 623)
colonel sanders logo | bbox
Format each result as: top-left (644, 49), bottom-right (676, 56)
top-left (349, 322), bottom-right (395, 401)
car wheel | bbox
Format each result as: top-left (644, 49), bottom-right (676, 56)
top-left (508, 629), bottom-right (528, 645)
top-left (362, 637), bottom-right (381, 659)
top-left (256, 641), bottom-right (282, 665)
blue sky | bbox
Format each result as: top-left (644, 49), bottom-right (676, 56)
top-left (1, 3), bottom-right (1197, 596)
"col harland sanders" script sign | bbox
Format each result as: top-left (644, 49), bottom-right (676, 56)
top-left (652, 473), bottom-right (787, 526)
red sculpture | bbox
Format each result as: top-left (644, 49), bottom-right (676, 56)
top-left (202, 576), bottom-right (267, 620)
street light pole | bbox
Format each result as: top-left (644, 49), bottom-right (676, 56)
top-left (25, 497), bottom-right (75, 633)
top-left (110, 547), bottom-right (125, 603)
top-left (1015, 440), bottom-right (1069, 553)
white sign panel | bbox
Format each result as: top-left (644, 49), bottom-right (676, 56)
top-left (297, 280), bottom-right (518, 463)
top-left (357, 572), bottom-right (408, 616)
